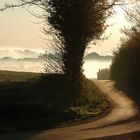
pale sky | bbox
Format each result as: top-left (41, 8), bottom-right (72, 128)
top-left (0, 0), bottom-right (45, 52)
top-left (0, 1), bottom-right (130, 54)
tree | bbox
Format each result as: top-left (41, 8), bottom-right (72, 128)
top-left (97, 68), bottom-right (110, 80)
top-left (110, 2), bottom-right (140, 88)
top-left (47, 0), bottom-right (117, 92)
top-left (0, 0), bottom-right (120, 94)
top-left (121, 1), bottom-right (140, 40)
top-left (110, 37), bottom-right (140, 88)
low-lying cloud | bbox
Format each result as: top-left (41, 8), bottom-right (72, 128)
top-left (0, 49), bottom-right (41, 59)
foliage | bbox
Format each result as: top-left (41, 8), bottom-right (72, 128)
top-left (110, 37), bottom-right (140, 88)
top-left (110, 38), bottom-right (140, 88)
top-left (0, 71), bottom-right (109, 131)
top-left (1, 0), bottom-right (117, 92)
top-left (110, 3), bottom-right (140, 88)
top-left (97, 68), bottom-right (110, 80)
top-left (41, 39), bottom-right (64, 74)
top-left (45, 0), bottom-right (116, 94)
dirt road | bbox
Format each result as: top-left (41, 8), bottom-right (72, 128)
top-left (0, 80), bottom-right (140, 140)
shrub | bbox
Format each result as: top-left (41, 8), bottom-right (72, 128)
top-left (110, 38), bottom-right (140, 88)
top-left (97, 68), bottom-right (110, 80)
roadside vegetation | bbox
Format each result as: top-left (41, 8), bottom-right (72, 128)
top-left (110, 40), bottom-right (140, 88)
top-left (98, 36), bottom-right (140, 88)
top-left (0, 0), bottom-right (117, 133)
top-left (97, 68), bottom-right (110, 80)
top-left (110, 3), bottom-right (140, 89)
top-left (0, 0), bottom-right (116, 97)
top-left (0, 71), bottom-right (109, 132)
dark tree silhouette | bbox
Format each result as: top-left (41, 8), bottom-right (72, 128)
top-left (110, 2), bottom-right (140, 88)
top-left (0, 0), bottom-right (120, 94)
top-left (46, 0), bottom-right (117, 94)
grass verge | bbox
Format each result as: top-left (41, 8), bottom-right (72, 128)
top-left (0, 71), bottom-right (109, 132)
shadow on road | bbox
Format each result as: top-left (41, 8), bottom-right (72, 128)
top-left (114, 82), bottom-right (140, 107)
top-left (84, 131), bottom-right (140, 140)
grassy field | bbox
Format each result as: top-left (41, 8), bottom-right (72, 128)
top-left (0, 70), bottom-right (40, 82)
top-left (0, 70), bottom-right (109, 132)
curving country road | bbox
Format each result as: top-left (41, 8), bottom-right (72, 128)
top-left (30, 80), bottom-right (139, 140)
top-left (0, 80), bottom-right (140, 140)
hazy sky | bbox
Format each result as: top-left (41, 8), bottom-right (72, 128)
top-left (0, 0), bottom-right (45, 52)
top-left (0, 1), bottom-right (129, 54)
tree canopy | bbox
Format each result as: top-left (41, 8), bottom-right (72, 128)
top-left (46, 0), bottom-right (116, 84)
top-left (0, 0), bottom-right (123, 94)
top-left (110, 1), bottom-right (140, 88)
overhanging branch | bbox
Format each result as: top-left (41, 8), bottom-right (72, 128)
top-left (0, 0), bottom-right (45, 11)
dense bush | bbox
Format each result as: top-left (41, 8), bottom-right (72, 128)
top-left (110, 38), bottom-right (140, 88)
top-left (97, 68), bottom-right (110, 80)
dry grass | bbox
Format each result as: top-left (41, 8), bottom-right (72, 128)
top-left (0, 70), bottom-right (109, 132)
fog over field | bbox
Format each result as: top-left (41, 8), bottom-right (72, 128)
top-left (0, 49), bottom-right (41, 58)
top-left (0, 49), bottom-right (112, 78)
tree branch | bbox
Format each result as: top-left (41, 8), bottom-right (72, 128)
top-left (0, 0), bottom-right (44, 12)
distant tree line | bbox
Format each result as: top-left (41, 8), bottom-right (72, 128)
top-left (97, 68), bottom-right (110, 80)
